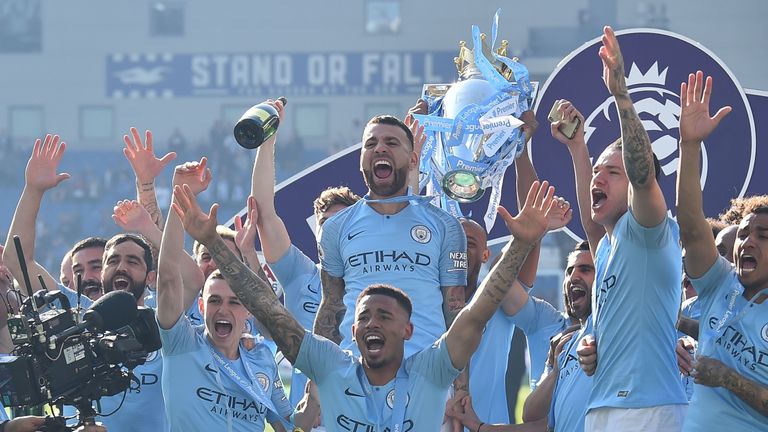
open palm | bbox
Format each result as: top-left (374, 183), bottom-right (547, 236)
top-left (497, 181), bottom-right (556, 245)
top-left (172, 184), bottom-right (219, 245)
top-left (25, 134), bottom-right (70, 192)
top-left (123, 127), bottom-right (176, 183)
top-left (679, 71), bottom-right (732, 144)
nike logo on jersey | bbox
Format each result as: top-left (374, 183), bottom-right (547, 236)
top-left (347, 231), bottom-right (365, 240)
top-left (205, 364), bottom-right (218, 374)
top-left (344, 387), bottom-right (365, 397)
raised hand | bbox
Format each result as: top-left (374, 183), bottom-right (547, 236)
top-left (172, 157), bottom-right (212, 195)
top-left (550, 100), bottom-right (586, 148)
top-left (112, 199), bottom-right (155, 233)
top-left (679, 71), bottom-right (732, 144)
top-left (123, 127), bottom-right (176, 183)
top-left (25, 134), bottom-right (70, 192)
top-left (519, 109), bottom-right (539, 142)
top-left (497, 180), bottom-right (556, 245)
top-left (172, 184), bottom-right (219, 245)
top-left (598, 26), bottom-right (629, 97)
top-left (404, 115), bottom-right (426, 157)
top-left (234, 196), bottom-right (258, 255)
top-left (547, 195), bottom-right (573, 231)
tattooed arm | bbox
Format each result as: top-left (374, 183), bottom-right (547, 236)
top-left (313, 271), bottom-right (346, 344)
top-left (694, 356), bottom-right (768, 417)
top-left (598, 26), bottom-right (666, 227)
top-left (445, 181), bottom-right (555, 369)
top-left (171, 184), bottom-right (306, 363)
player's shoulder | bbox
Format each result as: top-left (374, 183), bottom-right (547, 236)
top-left (324, 199), bottom-right (364, 229)
top-left (412, 202), bottom-right (462, 230)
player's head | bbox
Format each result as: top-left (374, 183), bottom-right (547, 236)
top-left (733, 206), bottom-right (768, 291)
top-left (313, 186), bottom-right (360, 230)
top-left (202, 270), bottom-right (252, 352)
top-left (715, 224), bottom-right (738, 263)
top-left (562, 241), bottom-right (594, 321)
top-left (194, 226), bottom-right (243, 278)
top-left (460, 218), bottom-right (489, 299)
top-left (352, 284), bottom-right (413, 370)
top-left (70, 236), bottom-right (108, 300)
top-left (360, 115), bottom-right (416, 199)
top-left (102, 234), bottom-right (154, 302)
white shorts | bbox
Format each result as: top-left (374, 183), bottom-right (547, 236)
top-left (585, 404), bottom-right (687, 432)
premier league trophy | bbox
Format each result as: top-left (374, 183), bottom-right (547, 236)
top-left (412, 10), bottom-right (535, 230)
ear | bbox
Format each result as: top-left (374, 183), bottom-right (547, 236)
top-left (481, 248), bottom-right (491, 264)
top-left (145, 270), bottom-right (157, 286)
top-left (403, 321), bottom-right (414, 341)
top-left (198, 296), bottom-right (204, 313)
top-left (409, 148), bottom-right (418, 170)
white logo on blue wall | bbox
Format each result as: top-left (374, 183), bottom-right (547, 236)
top-left (410, 225), bottom-right (431, 244)
top-left (531, 29), bottom-right (755, 241)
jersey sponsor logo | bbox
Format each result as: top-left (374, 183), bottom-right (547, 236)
top-left (348, 250), bottom-right (431, 274)
top-left (410, 225), bottom-right (432, 244)
top-left (385, 389), bottom-right (410, 409)
top-left (348, 230), bottom-right (366, 240)
top-left (336, 415), bottom-right (414, 432)
top-left (255, 372), bottom-right (270, 392)
top-left (303, 301), bottom-right (319, 314)
top-left (197, 386), bottom-right (268, 419)
top-left (532, 29), bottom-right (755, 241)
top-left (129, 371), bottom-right (159, 393)
top-left (344, 387), bottom-right (365, 397)
top-left (708, 316), bottom-right (768, 371)
top-left (596, 274), bottom-right (617, 311)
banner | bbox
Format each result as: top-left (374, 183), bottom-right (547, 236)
top-left (106, 51), bottom-right (456, 98)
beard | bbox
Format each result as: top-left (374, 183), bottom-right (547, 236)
top-left (103, 272), bottom-right (146, 302)
top-left (81, 279), bottom-right (104, 300)
top-left (363, 164), bottom-right (409, 197)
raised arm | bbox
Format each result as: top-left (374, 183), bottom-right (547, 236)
top-left (676, 71), bottom-right (731, 278)
top-left (3, 135), bottom-right (69, 294)
top-left (694, 356), bottom-right (768, 417)
top-left (599, 26), bottom-right (666, 227)
top-left (404, 113), bottom-right (426, 193)
top-left (446, 181), bottom-right (555, 369)
top-left (515, 110), bottom-right (540, 287)
top-left (172, 184), bottom-right (305, 363)
top-left (249, 99), bottom-right (292, 263)
top-left (551, 100), bottom-right (605, 253)
top-left (156, 159), bottom-right (211, 328)
top-left (123, 127), bottom-right (177, 230)
top-left (313, 271), bottom-right (346, 344)
top-left (113, 198), bottom-right (205, 309)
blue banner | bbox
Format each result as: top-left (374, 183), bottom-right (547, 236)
top-left (106, 51), bottom-right (456, 98)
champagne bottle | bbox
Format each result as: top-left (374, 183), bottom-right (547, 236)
top-left (233, 97), bottom-right (287, 149)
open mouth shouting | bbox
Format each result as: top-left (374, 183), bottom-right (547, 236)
top-left (112, 274), bottom-right (133, 291)
top-left (214, 319), bottom-right (233, 338)
top-left (364, 333), bottom-right (385, 354)
top-left (568, 283), bottom-right (588, 308)
top-left (591, 188), bottom-right (607, 210)
top-left (373, 159), bottom-right (393, 180)
top-left (739, 254), bottom-right (758, 274)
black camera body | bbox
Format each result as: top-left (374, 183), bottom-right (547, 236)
top-left (0, 290), bottom-right (162, 411)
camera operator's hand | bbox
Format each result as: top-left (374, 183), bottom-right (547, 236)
top-left (550, 100), bottom-right (586, 151)
top-left (172, 184), bottom-right (219, 246)
top-left (25, 134), bottom-right (71, 193)
top-left (112, 200), bottom-right (157, 235)
top-left (3, 416), bottom-right (45, 432)
top-left (171, 158), bottom-right (212, 196)
top-left (123, 127), bottom-right (176, 184)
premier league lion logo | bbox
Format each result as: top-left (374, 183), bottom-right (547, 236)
top-left (531, 29), bottom-right (755, 240)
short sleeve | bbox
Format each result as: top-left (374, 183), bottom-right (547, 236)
top-left (158, 314), bottom-right (199, 356)
top-left (318, 217), bottom-right (344, 278)
top-left (438, 216), bottom-right (468, 287)
top-left (269, 367), bottom-right (293, 419)
top-left (510, 296), bottom-right (562, 335)
top-left (690, 255), bottom-right (733, 300)
top-left (295, 331), bottom-right (351, 384)
top-left (269, 244), bottom-right (318, 290)
top-left (619, 211), bottom-right (679, 249)
top-left (409, 334), bottom-right (462, 387)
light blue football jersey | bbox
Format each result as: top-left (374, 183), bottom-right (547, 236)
top-left (589, 212), bottom-right (687, 411)
top-left (679, 295), bottom-right (701, 401)
top-left (159, 315), bottom-right (291, 432)
top-left (683, 256), bottom-right (768, 431)
top-left (295, 332), bottom-right (460, 432)
top-left (319, 200), bottom-right (467, 357)
top-left (269, 243), bottom-right (322, 408)
top-left (549, 320), bottom-right (592, 432)
top-left (512, 295), bottom-right (568, 390)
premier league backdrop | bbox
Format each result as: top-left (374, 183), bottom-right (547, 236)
top-left (228, 29), bottom-right (768, 260)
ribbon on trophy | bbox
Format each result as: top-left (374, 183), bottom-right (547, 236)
top-left (412, 9), bottom-right (534, 231)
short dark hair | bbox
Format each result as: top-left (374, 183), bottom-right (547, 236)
top-left (366, 115), bottom-right (414, 149)
top-left (605, 139), bottom-right (662, 181)
top-left (71, 237), bottom-right (107, 257)
top-left (193, 225), bottom-right (243, 261)
top-left (706, 218), bottom-right (728, 239)
top-left (567, 241), bottom-right (590, 261)
top-left (313, 186), bottom-right (361, 218)
top-left (356, 284), bottom-right (412, 318)
top-left (105, 233), bottom-right (153, 273)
